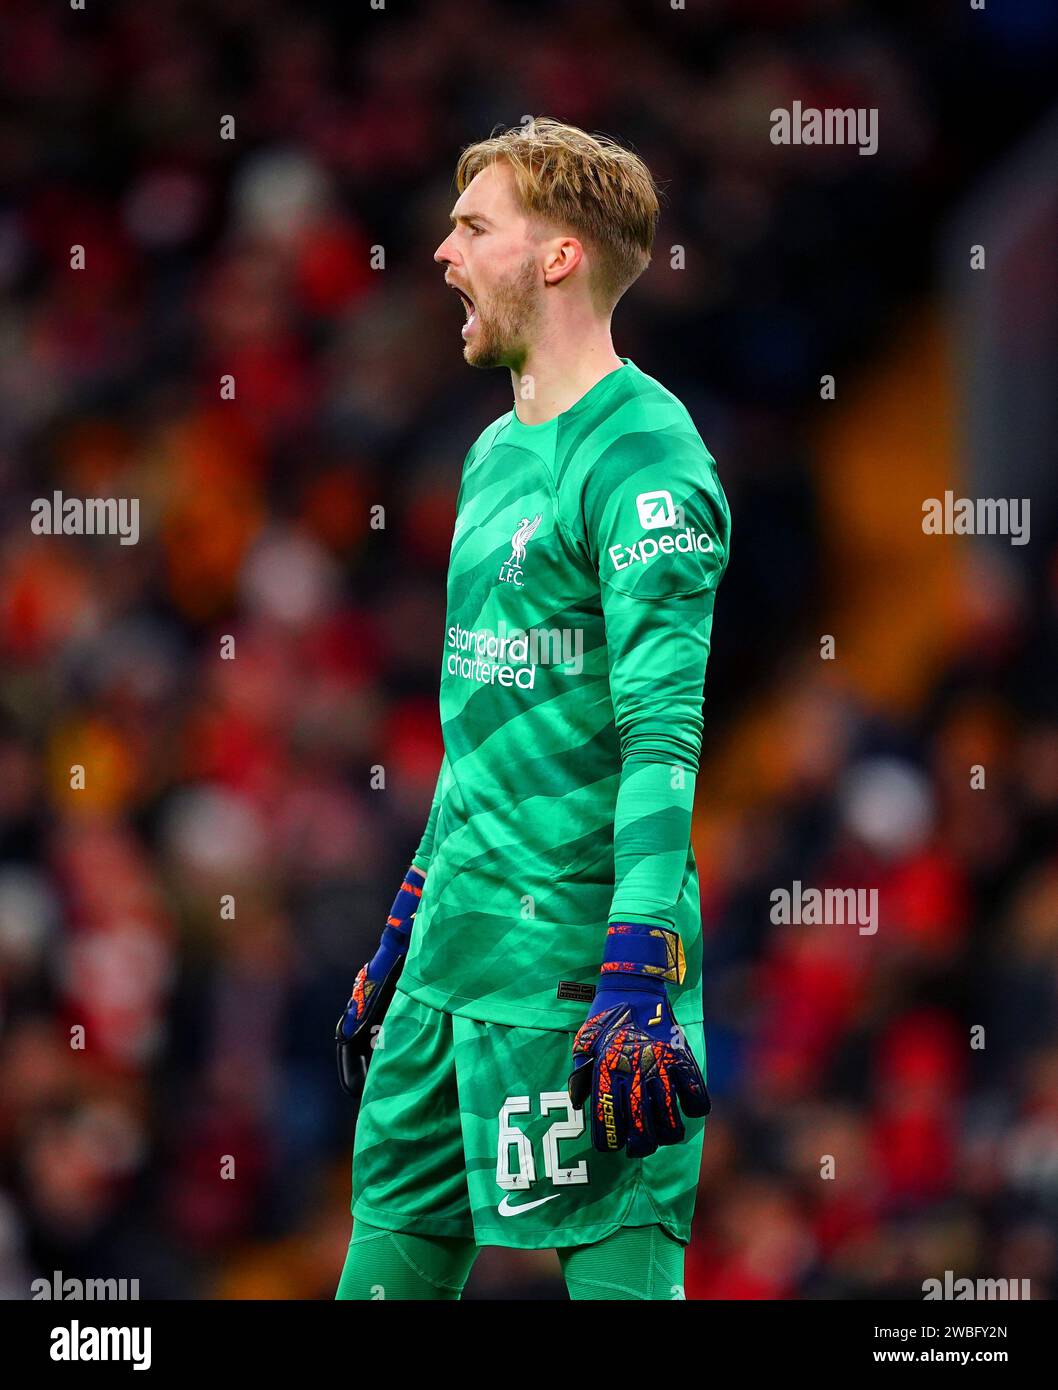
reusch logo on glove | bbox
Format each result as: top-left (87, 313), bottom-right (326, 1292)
top-left (600, 1091), bottom-right (619, 1150)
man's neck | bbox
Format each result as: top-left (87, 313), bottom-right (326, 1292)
top-left (509, 327), bottom-right (623, 426)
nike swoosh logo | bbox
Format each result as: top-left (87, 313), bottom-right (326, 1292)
top-left (497, 1192), bottom-right (561, 1217)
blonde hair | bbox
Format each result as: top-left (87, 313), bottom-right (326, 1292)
top-left (455, 117), bottom-right (659, 311)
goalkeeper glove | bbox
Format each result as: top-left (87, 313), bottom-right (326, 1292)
top-left (568, 923), bottom-right (710, 1158)
top-left (335, 866), bottom-right (425, 1099)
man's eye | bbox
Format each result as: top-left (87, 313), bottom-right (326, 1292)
top-left (469, 224), bottom-right (485, 236)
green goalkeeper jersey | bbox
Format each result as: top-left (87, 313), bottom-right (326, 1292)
top-left (401, 358), bottom-right (730, 1031)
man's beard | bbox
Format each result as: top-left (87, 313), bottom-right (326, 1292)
top-left (465, 256), bottom-right (540, 369)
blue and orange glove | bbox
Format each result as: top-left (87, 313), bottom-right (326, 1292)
top-left (568, 923), bottom-right (711, 1158)
top-left (335, 866), bottom-right (425, 1099)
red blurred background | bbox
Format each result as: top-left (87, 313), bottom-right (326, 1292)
top-left (1, 0), bottom-right (1057, 1299)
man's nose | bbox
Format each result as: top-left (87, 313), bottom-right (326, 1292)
top-left (434, 236), bottom-right (456, 266)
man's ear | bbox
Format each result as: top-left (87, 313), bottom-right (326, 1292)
top-left (543, 237), bottom-right (584, 287)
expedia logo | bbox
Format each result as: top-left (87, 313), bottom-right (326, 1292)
top-left (636, 490), bottom-right (676, 529)
top-left (608, 528), bottom-right (714, 571)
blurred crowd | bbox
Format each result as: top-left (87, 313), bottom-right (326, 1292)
top-left (1, 0), bottom-right (1057, 1299)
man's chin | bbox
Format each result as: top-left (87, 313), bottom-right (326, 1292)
top-left (463, 340), bottom-right (504, 369)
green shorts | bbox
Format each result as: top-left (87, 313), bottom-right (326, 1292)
top-left (350, 986), bottom-right (707, 1250)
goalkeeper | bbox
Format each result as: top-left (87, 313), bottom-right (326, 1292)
top-left (336, 118), bottom-right (729, 1301)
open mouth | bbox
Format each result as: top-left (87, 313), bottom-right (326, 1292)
top-left (451, 283), bottom-right (477, 335)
